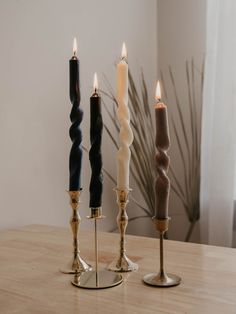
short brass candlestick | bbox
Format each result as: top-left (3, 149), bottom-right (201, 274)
top-left (60, 190), bottom-right (92, 274)
top-left (71, 207), bottom-right (123, 289)
top-left (108, 188), bottom-right (138, 272)
top-left (143, 217), bottom-right (181, 287)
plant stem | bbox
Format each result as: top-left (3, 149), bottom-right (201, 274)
top-left (185, 220), bottom-right (196, 242)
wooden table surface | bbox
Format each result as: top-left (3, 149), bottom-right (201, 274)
top-left (0, 225), bottom-right (236, 314)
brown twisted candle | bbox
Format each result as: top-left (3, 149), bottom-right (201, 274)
top-left (155, 81), bottom-right (170, 219)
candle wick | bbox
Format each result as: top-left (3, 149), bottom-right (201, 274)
top-left (121, 56), bottom-right (127, 63)
top-left (93, 88), bottom-right (99, 97)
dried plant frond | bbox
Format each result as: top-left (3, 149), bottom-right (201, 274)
top-left (99, 61), bottom-right (204, 241)
top-left (162, 59), bottom-right (204, 241)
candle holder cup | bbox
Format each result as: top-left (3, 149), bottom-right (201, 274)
top-left (108, 188), bottom-right (138, 272)
top-left (143, 217), bottom-right (181, 287)
top-left (71, 207), bottom-right (123, 289)
top-left (60, 190), bottom-right (92, 274)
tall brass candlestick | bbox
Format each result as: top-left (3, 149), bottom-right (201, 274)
top-left (71, 207), bottom-right (123, 289)
top-left (108, 188), bottom-right (138, 272)
top-left (143, 81), bottom-right (181, 287)
top-left (61, 191), bottom-right (92, 274)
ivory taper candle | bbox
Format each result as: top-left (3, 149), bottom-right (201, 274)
top-left (155, 81), bottom-right (170, 219)
top-left (69, 38), bottom-right (83, 191)
top-left (117, 42), bottom-right (133, 189)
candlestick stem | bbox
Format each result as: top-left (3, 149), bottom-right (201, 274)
top-left (160, 231), bottom-right (164, 276)
top-left (108, 188), bottom-right (138, 272)
top-left (60, 191), bottom-right (92, 274)
top-left (143, 218), bottom-right (181, 287)
top-left (71, 207), bottom-right (123, 289)
top-left (94, 218), bottom-right (99, 286)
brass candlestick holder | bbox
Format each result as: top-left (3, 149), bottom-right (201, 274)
top-left (60, 190), bottom-right (92, 274)
top-left (108, 188), bottom-right (138, 272)
top-left (71, 207), bottom-right (123, 289)
top-left (143, 217), bottom-right (181, 287)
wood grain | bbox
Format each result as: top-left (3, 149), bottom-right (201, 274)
top-left (0, 225), bottom-right (236, 314)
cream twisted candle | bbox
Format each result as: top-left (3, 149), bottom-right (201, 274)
top-left (155, 81), bottom-right (170, 219)
top-left (117, 42), bottom-right (133, 189)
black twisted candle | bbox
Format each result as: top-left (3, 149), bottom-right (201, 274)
top-left (154, 82), bottom-right (170, 219)
top-left (69, 47), bottom-right (83, 191)
top-left (89, 75), bottom-right (103, 208)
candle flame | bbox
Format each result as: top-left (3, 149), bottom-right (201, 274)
top-left (121, 42), bottom-right (127, 59)
top-left (155, 80), bottom-right (161, 101)
top-left (93, 72), bottom-right (98, 92)
top-left (73, 38), bottom-right (77, 56)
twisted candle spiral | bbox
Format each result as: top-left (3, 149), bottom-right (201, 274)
top-left (89, 93), bottom-right (103, 208)
top-left (117, 103), bottom-right (133, 189)
top-left (155, 105), bottom-right (170, 219)
top-left (69, 57), bottom-right (83, 191)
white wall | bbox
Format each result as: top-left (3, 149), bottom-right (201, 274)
top-left (0, 0), bottom-right (157, 232)
top-left (157, 0), bottom-right (206, 241)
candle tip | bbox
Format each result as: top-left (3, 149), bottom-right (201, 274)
top-left (93, 72), bottom-right (98, 93)
top-left (73, 37), bottom-right (78, 56)
top-left (121, 42), bottom-right (127, 60)
top-left (155, 80), bottom-right (161, 102)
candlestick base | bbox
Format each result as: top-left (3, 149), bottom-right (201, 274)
top-left (60, 256), bottom-right (92, 274)
top-left (71, 270), bottom-right (123, 289)
top-left (143, 272), bottom-right (181, 287)
top-left (108, 254), bottom-right (138, 272)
